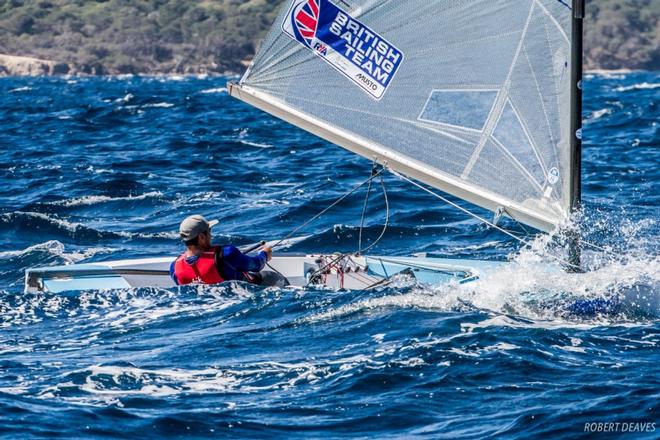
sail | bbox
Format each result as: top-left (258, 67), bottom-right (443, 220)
top-left (229, 0), bottom-right (575, 232)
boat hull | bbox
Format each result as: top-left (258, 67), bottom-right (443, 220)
top-left (25, 254), bottom-right (504, 294)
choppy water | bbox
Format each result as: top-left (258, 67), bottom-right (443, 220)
top-left (0, 72), bottom-right (658, 438)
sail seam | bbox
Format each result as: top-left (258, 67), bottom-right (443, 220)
top-left (533, 0), bottom-right (570, 44)
top-left (490, 135), bottom-right (544, 192)
top-left (524, 48), bottom-right (553, 147)
top-left (461, 0), bottom-right (537, 180)
top-left (507, 97), bottom-right (549, 177)
top-left (415, 122), bottom-right (476, 147)
top-left (544, 17), bottom-right (567, 175)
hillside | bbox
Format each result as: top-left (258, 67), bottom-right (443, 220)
top-left (0, 0), bottom-right (658, 75)
top-left (584, 0), bottom-right (659, 70)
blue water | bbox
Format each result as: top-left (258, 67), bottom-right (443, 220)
top-left (0, 73), bottom-right (658, 438)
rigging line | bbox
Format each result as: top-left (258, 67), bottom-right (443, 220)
top-left (391, 170), bottom-right (528, 243)
top-left (500, 206), bottom-right (532, 236)
top-left (390, 170), bottom-right (583, 271)
top-left (580, 240), bottom-right (610, 253)
top-left (305, 171), bottom-right (389, 287)
top-left (357, 171), bottom-right (390, 255)
top-left (500, 206), bottom-right (613, 255)
top-left (503, 209), bottom-right (647, 269)
top-left (272, 167), bottom-right (385, 250)
top-left (504, 207), bottom-right (621, 255)
top-left (357, 165), bottom-right (377, 253)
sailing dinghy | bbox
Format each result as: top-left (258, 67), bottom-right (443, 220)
top-left (26, 0), bottom-right (587, 295)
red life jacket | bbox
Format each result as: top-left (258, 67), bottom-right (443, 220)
top-left (173, 247), bottom-right (224, 285)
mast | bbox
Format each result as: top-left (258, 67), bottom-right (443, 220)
top-left (568, 0), bottom-right (584, 270)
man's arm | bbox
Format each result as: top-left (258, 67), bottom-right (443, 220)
top-left (169, 260), bottom-right (179, 285)
top-left (223, 245), bottom-right (269, 273)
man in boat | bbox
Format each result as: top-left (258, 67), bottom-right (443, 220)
top-left (170, 214), bottom-right (281, 286)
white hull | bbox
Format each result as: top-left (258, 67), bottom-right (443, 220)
top-left (25, 253), bottom-right (506, 294)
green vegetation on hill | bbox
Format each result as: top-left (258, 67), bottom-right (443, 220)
top-left (585, 0), bottom-right (660, 70)
top-left (0, 0), bottom-right (658, 75)
top-left (0, 0), bottom-right (283, 74)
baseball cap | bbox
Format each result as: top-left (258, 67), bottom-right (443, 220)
top-left (179, 215), bottom-right (219, 241)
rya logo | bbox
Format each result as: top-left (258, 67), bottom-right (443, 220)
top-left (313, 42), bottom-right (327, 55)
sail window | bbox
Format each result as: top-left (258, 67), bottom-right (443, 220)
top-left (418, 90), bottom-right (498, 131)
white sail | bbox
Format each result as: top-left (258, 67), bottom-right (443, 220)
top-left (229, 0), bottom-right (575, 232)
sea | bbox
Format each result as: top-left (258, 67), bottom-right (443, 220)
top-left (0, 72), bottom-right (658, 439)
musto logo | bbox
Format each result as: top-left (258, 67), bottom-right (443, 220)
top-left (282, 0), bottom-right (403, 99)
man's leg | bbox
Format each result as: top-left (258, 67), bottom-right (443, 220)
top-left (252, 270), bottom-right (290, 287)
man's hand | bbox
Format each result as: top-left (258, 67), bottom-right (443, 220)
top-left (260, 246), bottom-right (273, 261)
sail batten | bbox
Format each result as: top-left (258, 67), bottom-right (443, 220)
top-left (234, 0), bottom-right (575, 232)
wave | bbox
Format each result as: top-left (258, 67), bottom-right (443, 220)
top-left (0, 211), bottom-right (180, 242)
top-left (28, 355), bottom-right (376, 405)
top-left (114, 93), bottom-right (134, 104)
top-left (234, 127), bottom-right (273, 148)
top-left (238, 140), bottom-right (273, 148)
top-left (141, 102), bottom-right (175, 108)
top-left (200, 87), bottom-right (228, 94)
top-left (0, 211), bottom-right (131, 240)
top-left (0, 240), bottom-right (113, 264)
top-left (301, 259), bottom-right (658, 328)
top-left (45, 191), bottom-right (163, 208)
top-left (586, 69), bottom-right (632, 80)
top-left (1, 73), bottom-right (658, 437)
top-left (9, 86), bottom-right (32, 93)
top-left (300, 218), bottom-right (660, 323)
top-left (588, 108), bottom-right (612, 121)
top-left (238, 198), bottom-right (289, 208)
top-left (614, 82), bottom-right (660, 92)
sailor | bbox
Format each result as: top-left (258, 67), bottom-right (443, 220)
top-left (170, 214), bottom-right (274, 286)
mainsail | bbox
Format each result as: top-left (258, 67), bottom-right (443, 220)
top-left (229, 0), bottom-right (577, 232)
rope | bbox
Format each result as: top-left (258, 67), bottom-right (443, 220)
top-left (391, 170), bottom-right (528, 243)
top-left (390, 170), bottom-right (583, 271)
top-left (357, 167), bottom-right (375, 253)
top-left (271, 167), bottom-right (384, 250)
top-left (503, 204), bottom-right (623, 256)
top-left (356, 171), bottom-right (390, 255)
top-left (303, 167), bottom-right (390, 286)
top-left (580, 239), bottom-right (612, 253)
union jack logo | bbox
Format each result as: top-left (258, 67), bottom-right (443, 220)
top-left (293, 0), bottom-right (320, 47)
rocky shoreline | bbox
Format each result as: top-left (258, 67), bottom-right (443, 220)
top-left (0, 54), bottom-right (107, 76)
top-left (0, 54), bottom-right (251, 77)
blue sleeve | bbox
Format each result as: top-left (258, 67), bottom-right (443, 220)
top-left (169, 260), bottom-right (179, 285)
top-left (224, 245), bottom-right (267, 273)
